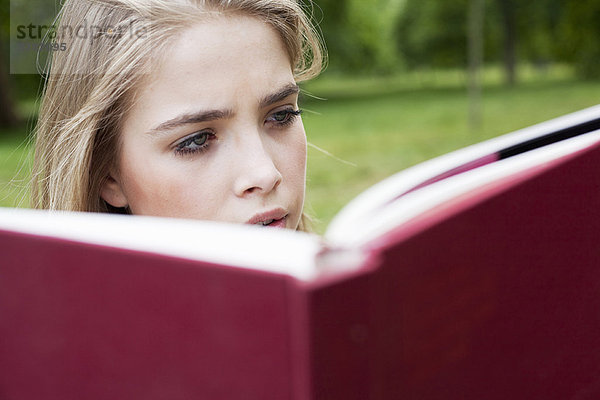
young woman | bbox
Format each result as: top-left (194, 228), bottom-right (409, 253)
top-left (31, 0), bottom-right (325, 231)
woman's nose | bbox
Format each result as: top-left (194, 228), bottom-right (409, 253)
top-left (233, 131), bottom-right (282, 197)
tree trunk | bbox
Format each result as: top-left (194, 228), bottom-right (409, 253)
top-left (0, 51), bottom-right (21, 128)
top-left (468, 0), bottom-right (484, 132)
top-left (497, 0), bottom-right (517, 86)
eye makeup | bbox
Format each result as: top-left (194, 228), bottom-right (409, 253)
top-left (172, 108), bottom-right (303, 157)
top-left (265, 108), bottom-right (302, 128)
top-left (173, 130), bottom-right (216, 156)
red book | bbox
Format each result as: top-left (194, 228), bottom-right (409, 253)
top-left (2, 106), bottom-right (600, 399)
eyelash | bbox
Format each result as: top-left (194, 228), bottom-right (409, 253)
top-left (174, 130), bottom-right (215, 156)
top-left (266, 108), bottom-right (303, 128)
top-left (173, 108), bottom-right (303, 156)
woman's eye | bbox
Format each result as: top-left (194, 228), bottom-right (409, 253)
top-left (266, 109), bottom-right (302, 126)
top-left (174, 131), bottom-right (214, 156)
top-left (272, 110), bottom-right (290, 122)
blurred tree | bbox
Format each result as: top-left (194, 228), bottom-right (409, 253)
top-left (468, 0), bottom-right (484, 130)
top-left (0, 51), bottom-right (20, 127)
top-left (344, 0), bottom-right (404, 73)
top-left (495, 0), bottom-right (516, 85)
top-left (558, 0), bottom-right (600, 79)
top-left (395, 0), bottom-right (580, 85)
top-left (312, 0), bottom-right (404, 73)
top-left (0, 0), bottom-right (21, 127)
top-left (397, 0), bottom-right (480, 69)
top-left (517, 0), bottom-right (563, 64)
top-left (308, 0), bottom-right (349, 70)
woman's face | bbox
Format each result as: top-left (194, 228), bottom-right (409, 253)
top-left (101, 15), bottom-right (307, 229)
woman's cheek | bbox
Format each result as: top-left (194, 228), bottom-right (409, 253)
top-left (117, 152), bottom-right (184, 216)
top-left (292, 127), bottom-right (308, 174)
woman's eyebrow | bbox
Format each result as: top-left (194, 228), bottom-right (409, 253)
top-left (148, 109), bottom-right (234, 135)
top-left (147, 84), bottom-right (298, 135)
top-left (259, 83), bottom-right (300, 109)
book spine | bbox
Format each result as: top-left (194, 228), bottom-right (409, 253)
top-left (287, 278), bottom-right (313, 400)
top-left (288, 256), bottom-right (381, 400)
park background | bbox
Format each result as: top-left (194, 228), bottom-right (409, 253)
top-left (0, 0), bottom-right (599, 234)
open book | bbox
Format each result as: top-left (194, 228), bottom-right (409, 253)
top-left (2, 105), bottom-right (600, 399)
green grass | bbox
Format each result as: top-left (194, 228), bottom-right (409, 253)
top-left (0, 129), bottom-right (32, 208)
top-left (2, 64), bottom-right (599, 234)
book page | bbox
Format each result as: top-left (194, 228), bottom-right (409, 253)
top-left (0, 209), bottom-right (324, 281)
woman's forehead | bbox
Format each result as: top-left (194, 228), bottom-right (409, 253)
top-left (145, 14), bottom-right (291, 72)
top-left (123, 15), bottom-right (296, 132)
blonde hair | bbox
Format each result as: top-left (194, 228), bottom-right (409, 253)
top-left (31, 0), bottom-right (325, 231)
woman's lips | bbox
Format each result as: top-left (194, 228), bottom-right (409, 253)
top-left (265, 216), bottom-right (286, 228)
top-left (246, 208), bottom-right (288, 228)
